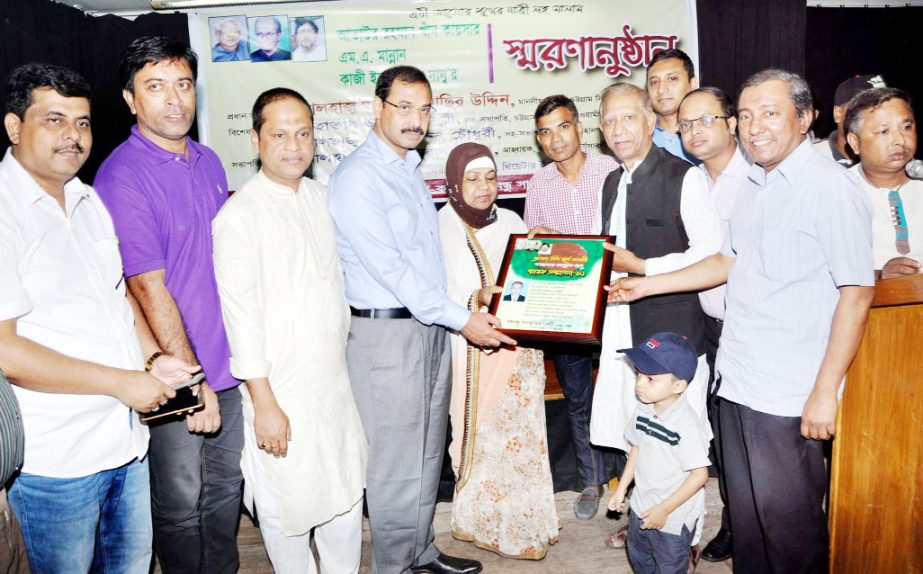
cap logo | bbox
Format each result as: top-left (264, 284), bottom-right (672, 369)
top-left (869, 75), bottom-right (886, 89)
top-left (646, 338), bottom-right (660, 349)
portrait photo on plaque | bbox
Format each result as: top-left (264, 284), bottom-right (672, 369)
top-left (488, 234), bottom-right (614, 345)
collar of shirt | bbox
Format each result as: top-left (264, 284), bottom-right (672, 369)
top-left (618, 155), bottom-right (645, 182)
top-left (543, 146), bottom-right (596, 183)
top-left (128, 125), bottom-right (201, 167)
top-left (853, 163), bottom-right (910, 192)
top-left (699, 145), bottom-right (750, 188)
top-left (255, 169), bottom-right (303, 197)
top-left (826, 129), bottom-right (848, 163)
top-left (654, 125), bottom-right (679, 139)
top-left (2, 148), bottom-right (89, 215)
top-left (365, 128), bottom-right (422, 173)
top-left (638, 395), bottom-right (686, 423)
top-left (746, 137), bottom-right (814, 187)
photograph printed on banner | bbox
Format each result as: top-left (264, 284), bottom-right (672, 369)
top-left (209, 15), bottom-right (249, 62)
top-left (248, 15), bottom-right (292, 62)
top-left (291, 16), bottom-right (328, 62)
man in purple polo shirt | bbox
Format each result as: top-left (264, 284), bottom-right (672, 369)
top-left (94, 36), bottom-right (243, 573)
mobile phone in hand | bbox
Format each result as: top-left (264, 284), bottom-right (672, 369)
top-left (170, 371), bottom-right (205, 391)
top-left (139, 387), bottom-right (204, 422)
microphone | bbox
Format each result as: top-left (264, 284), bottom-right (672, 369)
top-left (906, 159), bottom-right (923, 180)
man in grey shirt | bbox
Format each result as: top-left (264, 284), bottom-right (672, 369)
top-left (609, 69), bottom-right (875, 573)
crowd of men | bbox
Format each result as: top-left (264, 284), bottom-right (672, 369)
top-left (0, 31), bottom-right (918, 574)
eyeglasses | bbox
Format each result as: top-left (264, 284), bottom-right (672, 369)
top-left (383, 100), bottom-right (435, 117)
top-left (677, 114), bottom-right (729, 132)
top-left (255, 31), bottom-right (279, 38)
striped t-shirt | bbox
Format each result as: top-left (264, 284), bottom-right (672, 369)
top-left (0, 370), bottom-right (24, 487)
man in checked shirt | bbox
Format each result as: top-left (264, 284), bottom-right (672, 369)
top-left (524, 94), bottom-right (618, 520)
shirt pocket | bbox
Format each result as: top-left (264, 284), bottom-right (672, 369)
top-left (386, 202), bottom-right (417, 245)
top-left (758, 228), bottom-right (817, 283)
top-left (92, 237), bottom-right (126, 294)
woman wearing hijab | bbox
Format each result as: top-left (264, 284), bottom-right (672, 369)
top-left (438, 142), bottom-right (559, 560)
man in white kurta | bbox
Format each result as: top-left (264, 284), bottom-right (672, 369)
top-left (212, 90), bottom-right (367, 574)
top-left (590, 84), bottom-right (722, 455)
top-left (844, 87), bottom-right (922, 279)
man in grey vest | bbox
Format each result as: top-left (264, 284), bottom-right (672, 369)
top-left (589, 82), bottom-right (721, 558)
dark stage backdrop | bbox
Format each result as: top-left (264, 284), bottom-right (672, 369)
top-left (0, 0), bottom-right (190, 182)
top-left (805, 7), bottom-right (923, 149)
top-left (696, 0), bottom-right (807, 99)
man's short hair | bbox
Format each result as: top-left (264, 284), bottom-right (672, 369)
top-left (255, 16), bottom-right (282, 35)
top-left (294, 17), bottom-right (319, 35)
top-left (252, 87), bottom-right (312, 132)
top-left (647, 48), bottom-right (696, 80)
top-left (599, 82), bottom-right (654, 117)
top-left (119, 36), bottom-right (198, 94)
top-left (214, 19), bottom-right (240, 38)
top-left (5, 62), bottom-right (91, 119)
top-left (374, 66), bottom-right (430, 102)
top-left (844, 87), bottom-right (913, 137)
top-left (681, 87), bottom-right (735, 118)
top-left (534, 94), bottom-right (579, 124)
top-left (739, 68), bottom-right (812, 117)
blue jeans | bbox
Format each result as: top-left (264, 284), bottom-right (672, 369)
top-left (8, 458), bottom-right (152, 574)
top-left (627, 510), bottom-right (695, 574)
top-left (149, 386), bottom-right (243, 574)
top-left (553, 352), bottom-right (606, 486)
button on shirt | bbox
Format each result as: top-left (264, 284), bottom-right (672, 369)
top-left (524, 148), bottom-right (617, 234)
top-left (95, 126), bottom-right (237, 392)
top-left (717, 140), bottom-right (874, 416)
top-left (698, 146), bottom-right (750, 320)
top-left (625, 398), bottom-right (711, 536)
top-left (653, 126), bottom-right (699, 165)
top-left (328, 130), bottom-right (469, 330)
top-left (0, 150), bottom-right (147, 477)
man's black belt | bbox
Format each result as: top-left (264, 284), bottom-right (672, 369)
top-left (349, 306), bottom-right (413, 319)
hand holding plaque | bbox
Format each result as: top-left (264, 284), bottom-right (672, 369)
top-left (488, 234), bottom-right (614, 345)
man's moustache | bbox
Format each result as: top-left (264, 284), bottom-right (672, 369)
top-left (401, 127), bottom-right (424, 135)
top-left (55, 145), bottom-right (85, 154)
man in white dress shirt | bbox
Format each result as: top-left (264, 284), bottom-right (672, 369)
top-left (213, 88), bottom-right (367, 574)
top-left (0, 62), bottom-right (192, 574)
top-left (677, 86), bottom-right (750, 563)
top-left (845, 87), bottom-right (922, 279)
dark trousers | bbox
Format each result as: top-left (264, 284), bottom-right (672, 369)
top-left (553, 352), bottom-right (606, 487)
top-left (627, 510), bottom-right (694, 574)
top-left (718, 398), bottom-right (829, 574)
top-left (704, 316), bottom-right (730, 535)
top-left (149, 387), bottom-right (244, 574)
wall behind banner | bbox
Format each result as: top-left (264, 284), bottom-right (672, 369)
top-left (0, 0), bottom-right (190, 182)
top-left (190, 0), bottom-right (697, 196)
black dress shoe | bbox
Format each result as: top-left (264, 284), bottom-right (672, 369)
top-left (700, 528), bottom-right (732, 562)
top-left (411, 553), bottom-right (483, 574)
